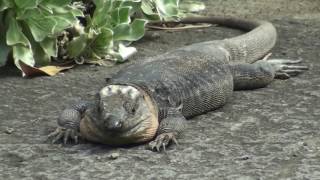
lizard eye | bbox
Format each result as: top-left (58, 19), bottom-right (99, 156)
top-left (123, 101), bottom-right (138, 115)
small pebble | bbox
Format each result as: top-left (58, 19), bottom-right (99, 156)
top-left (292, 154), bottom-right (298, 157)
top-left (236, 155), bottom-right (251, 161)
top-left (5, 127), bottom-right (14, 134)
top-left (109, 152), bottom-right (120, 160)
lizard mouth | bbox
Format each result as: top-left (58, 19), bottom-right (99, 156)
top-left (80, 112), bottom-right (158, 145)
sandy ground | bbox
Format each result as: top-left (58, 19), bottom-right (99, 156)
top-left (1, 0), bottom-right (320, 179)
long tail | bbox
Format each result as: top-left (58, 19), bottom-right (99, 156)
top-left (172, 16), bottom-right (277, 63)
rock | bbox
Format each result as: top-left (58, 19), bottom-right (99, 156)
top-left (5, 127), bottom-right (14, 134)
top-left (109, 152), bottom-right (120, 160)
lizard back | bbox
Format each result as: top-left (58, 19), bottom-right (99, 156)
top-left (110, 48), bottom-right (233, 119)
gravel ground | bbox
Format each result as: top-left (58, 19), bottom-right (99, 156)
top-left (1, 0), bottom-right (320, 179)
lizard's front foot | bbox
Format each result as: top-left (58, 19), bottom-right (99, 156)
top-left (148, 132), bottom-right (178, 152)
top-left (48, 127), bottom-right (80, 144)
top-left (48, 108), bottom-right (82, 144)
top-left (266, 59), bottom-right (309, 79)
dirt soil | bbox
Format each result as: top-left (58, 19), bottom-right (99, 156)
top-left (1, 0), bottom-right (320, 179)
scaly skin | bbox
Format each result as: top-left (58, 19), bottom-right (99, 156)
top-left (48, 16), bottom-right (308, 151)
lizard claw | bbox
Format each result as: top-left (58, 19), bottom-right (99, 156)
top-left (148, 132), bottom-right (178, 152)
top-left (48, 127), bottom-right (79, 144)
top-left (267, 59), bottom-right (309, 79)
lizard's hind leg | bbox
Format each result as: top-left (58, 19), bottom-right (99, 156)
top-left (265, 59), bottom-right (309, 79)
top-left (231, 59), bottom-right (308, 90)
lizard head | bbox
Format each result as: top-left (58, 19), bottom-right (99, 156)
top-left (80, 85), bottom-right (159, 145)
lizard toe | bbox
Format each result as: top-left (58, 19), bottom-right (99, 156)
top-left (47, 128), bottom-right (60, 139)
top-left (267, 59), bottom-right (309, 79)
top-left (48, 127), bottom-right (79, 144)
top-left (148, 132), bottom-right (178, 152)
top-left (51, 129), bottom-right (64, 144)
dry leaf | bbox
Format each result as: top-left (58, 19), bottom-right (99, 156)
top-left (19, 60), bottom-right (74, 77)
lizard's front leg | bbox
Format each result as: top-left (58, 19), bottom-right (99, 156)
top-left (48, 101), bottom-right (91, 144)
top-left (148, 107), bottom-right (187, 152)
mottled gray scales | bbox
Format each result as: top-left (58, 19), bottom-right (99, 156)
top-left (111, 50), bottom-right (233, 119)
top-left (223, 22), bottom-right (276, 63)
top-left (49, 16), bottom-right (307, 150)
top-left (170, 17), bottom-right (277, 63)
top-left (232, 61), bottom-right (276, 90)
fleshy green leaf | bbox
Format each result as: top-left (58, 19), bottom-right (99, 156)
top-left (40, 0), bottom-right (71, 9)
top-left (40, 37), bottom-right (57, 57)
top-left (27, 17), bottom-right (55, 42)
top-left (13, 45), bottom-right (35, 69)
top-left (92, 0), bottom-right (113, 28)
top-left (6, 17), bottom-right (29, 46)
top-left (24, 24), bottom-right (52, 66)
top-left (32, 42), bottom-right (51, 66)
top-left (113, 19), bottom-right (147, 41)
top-left (24, 9), bottom-right (57, 42)
top-left (68, 6), bottom-right (84, 17)
top-left (179, 0), bottom-right (205, 13)
top-left (155, 0), bottom-right (179, 18)
top-left (142, 13), bottom-right (161, 21)
top-left (14, 0), bottom-right (41, 10)
top-left (67, 34), bottom-right (88, 58)
top-left (111, 7), bottom-right (131, 25)
top-left (141, 0), bottom-right (161, 20)
top-left (2, 0), bottom-right (184, 74)
top-left (141, 0), bottom-right (156, 15)
top-left (121, 0), bottom-right (142, 15)
top-left (38, 4), bottom-right (54, 14)
top-left (91, 28), bottom-right (113, 55)
top-left (0, 0), bottom-right (14, 12)
top-left (24, 8), bottom-right (76, 42)
top-left (50, 15), bottom-right (74, 34)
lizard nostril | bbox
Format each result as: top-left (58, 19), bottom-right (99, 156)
top-left (113, 121), bottom-right (122, 129)
top-left (102, 114), bottom-right (123, 130)
top-left (106, 119), bottom-right (123, 131)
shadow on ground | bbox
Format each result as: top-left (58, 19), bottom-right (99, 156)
top-left (1, 0), bottom-right (320, 179)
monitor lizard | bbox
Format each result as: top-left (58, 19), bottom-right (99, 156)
top-left (48, 16), bottom-right (308, 151)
